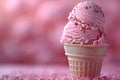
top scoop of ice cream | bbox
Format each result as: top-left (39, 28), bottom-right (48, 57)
top-left (68, 1), bottom-right (105, 27)
top-left (61, 1), bottom-right (109, 46)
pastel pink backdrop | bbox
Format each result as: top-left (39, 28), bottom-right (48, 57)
top-left (0, 0), bottom-right (119, 65)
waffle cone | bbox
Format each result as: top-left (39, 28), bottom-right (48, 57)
top-left (64, 44), bottom-right (108, 79)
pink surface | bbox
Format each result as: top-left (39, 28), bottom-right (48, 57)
top-left (61, 1), bottom-right (108, 46)
top-left (0, 65), bottom-right (120, 80)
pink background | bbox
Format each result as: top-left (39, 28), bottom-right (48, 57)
top-left (0, 0), bottom-right (119, 66)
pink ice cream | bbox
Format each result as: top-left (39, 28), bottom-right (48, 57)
top-left (61, 1), bottom-right (108, 46)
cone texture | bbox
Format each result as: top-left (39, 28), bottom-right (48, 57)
top-left (68, 56), bottom-right (103, 78)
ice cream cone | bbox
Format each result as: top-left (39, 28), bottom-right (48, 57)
top-left (64, 43), bottom-right (108, 79)
top-left (60, 1), bottom-right (109, 79)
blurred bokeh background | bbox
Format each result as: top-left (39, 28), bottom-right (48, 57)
top-left (0, 0), bottom-right (120, 65)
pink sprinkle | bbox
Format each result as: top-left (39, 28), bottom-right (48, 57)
top-left (85, 6), bottom-right (88, 9)
top-left (74, 22), bottom-right (78, 25)
top-left (94, 9), bottom-right (99, 13)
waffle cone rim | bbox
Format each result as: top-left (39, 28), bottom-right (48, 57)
top-left (64, 43), bottom-right (109, 48)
